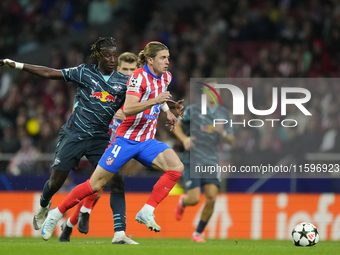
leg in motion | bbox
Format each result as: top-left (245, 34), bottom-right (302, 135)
top-left (175, 165), bottom-right (201, 221)
top-left (33, 169), bottom-right (69, 230)
top-left (175, 187), bottom-right (200, 221)
top-left (59, 190), bottom-right (103, 242)
top-left (109, 170), bottom-right (138, 244)
top-left (136, 147), bottom-right (183, 232)
top-left (77, 189), bottom-right (103, 234)
top-left (41, 165), bottom-right (114, 241)
top-left (192, 183), bottom-right (218, 242)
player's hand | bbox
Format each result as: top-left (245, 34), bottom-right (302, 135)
top-left (183, 136), bottom-right (195, 150)
top-left (165, 110), bottom-right (178, 132)
top-left (212, 124), bottom-right (225, 135)
top-left (175, 99), bottom-right (184, 119)
top-left (154, 91), bottom-right (172, 104)
top-left (0, 59), bottom-right (15, 68)
top-left (113, 109), bottom-right (125, 122)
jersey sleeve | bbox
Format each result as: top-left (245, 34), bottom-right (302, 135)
top-left (126, 72), bottom-right (144, 98)
top-left (61, 64), bottom-right (85, 85)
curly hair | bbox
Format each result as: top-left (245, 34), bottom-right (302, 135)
top-left (90, 37), bottom-right (117, 58)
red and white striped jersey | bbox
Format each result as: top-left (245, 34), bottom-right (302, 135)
top-left (116, 64), bottom-right (172, 142)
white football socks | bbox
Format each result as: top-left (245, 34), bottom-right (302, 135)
top-left (51, 207), bottom-right (63, 219)
top-left (114, 231), bottom-right (125, 238)
top-left (66, 218), bottom-right (75, 228)
top-left (141, 204), bottom-right (155, 214)
top-left (80, 206), bottom-right (92, 214)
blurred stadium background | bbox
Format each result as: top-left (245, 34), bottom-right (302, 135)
top-left (1, 0), bottom-right (340, 240)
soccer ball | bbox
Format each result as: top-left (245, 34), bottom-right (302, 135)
top-left (291, 222), bottom-right (319, 246)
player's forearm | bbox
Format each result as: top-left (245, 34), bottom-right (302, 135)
top-left (173, 122), bottom-right (187, 143)
top-left (22, 64), bottom-right (63, 79)
top-left (223, 134), bottom-right (235, 145)
top-left (166, 100), bottom-right (176, 109)
top-left (123, 98), bottom-right (158, 116)
top-left (2, 59), bottom-right (63, 79)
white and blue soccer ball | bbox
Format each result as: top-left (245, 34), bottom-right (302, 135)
top-left (291, 222), bottom-right (319, 246)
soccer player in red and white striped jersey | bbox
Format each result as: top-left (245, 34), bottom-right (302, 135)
top-left (116, 60), bottom-right (172, 141)
top-left (41, 42), bottom-right (184, 241)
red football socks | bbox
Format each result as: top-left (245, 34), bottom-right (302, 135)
top-left (69, 191), bottom-right (101, 225)
top-left (58, 179), bottom-right (94, 214)
top-left (83, 190), bottom-right (101, 209)
top-left (70, 200), bottom-right (83, 226)
top-left (146, 170), bottom-right (182, 207)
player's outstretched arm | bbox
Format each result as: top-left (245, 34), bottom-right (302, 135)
top-left (123, 92), bottom-right (172, 117)
top-left (0, 58), bottom-right (63, 80)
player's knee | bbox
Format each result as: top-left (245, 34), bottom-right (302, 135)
top-left (108, 172), bottom-right (125, 193)
top-left (108, 181), bottom-right (125, 193)
top-left (187, 194), bottom-right (200, 205)
top-left (173, 161), bottom-right (184, 172)
top-left (205, 195), bottom-right (217, 207)
top-left (179, 162), bottom-right (184, 172)
top-left (48, 179), bottom-right (64, 193)
top-left (90, 183), bottom-right (102, 193)
top-left (90, 179), bottom-right (106, 193)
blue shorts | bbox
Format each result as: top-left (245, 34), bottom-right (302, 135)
top-left (98, 136), bottom-right (171, 173)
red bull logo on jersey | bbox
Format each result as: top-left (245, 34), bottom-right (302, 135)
top-left (200, 124), bottom-right (214, 134)
top-left (90, 90), bottom-right (117, 102)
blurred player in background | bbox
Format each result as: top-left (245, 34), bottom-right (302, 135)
top-left (109, 52), bottom-right (140, 140)
top-left (40, 41), bottom-right (185, 241)
top-left (59, 52), bottom-right (139, 244)
top-left (173, 80), bottom-right (234, 242)
top-left (0, 37), bottom-right (138, 244)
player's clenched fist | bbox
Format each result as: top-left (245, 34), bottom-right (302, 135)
top-left (0, 59), bottom-right (24, 69)
top-left (154, 91), bottom-right (172, 104)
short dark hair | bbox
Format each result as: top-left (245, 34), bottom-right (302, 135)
top-left (118, 52), bottom-right (138, 67)
top-left (90, 37), bottom-right (117, 58)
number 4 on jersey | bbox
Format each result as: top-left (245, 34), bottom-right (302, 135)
top-left (111, 145), bottom-right (121, 158)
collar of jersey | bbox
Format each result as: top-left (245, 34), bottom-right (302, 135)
top-left (97, 67), bottom-right (115, 81)
top-left (143, 64), bottom-right (162, 79)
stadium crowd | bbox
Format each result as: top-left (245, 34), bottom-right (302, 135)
top-left (1, 0), bottom-right (340, 176)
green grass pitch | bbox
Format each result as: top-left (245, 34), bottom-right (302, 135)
top-left (1, 237), bottom-right (339, 255)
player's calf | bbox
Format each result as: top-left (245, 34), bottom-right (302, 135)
top-left (175, 194), bottom-right (186, 221)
